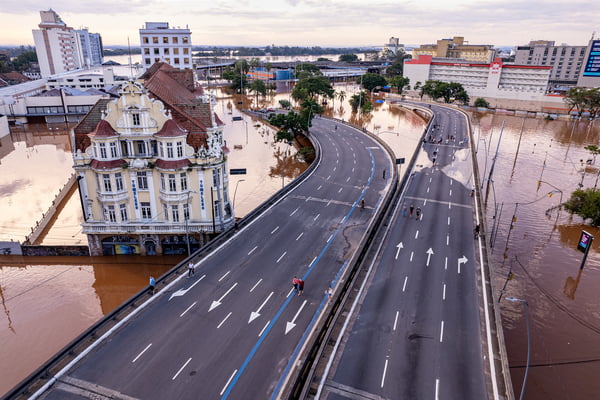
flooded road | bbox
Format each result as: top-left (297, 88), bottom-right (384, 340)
top-left (474, 113), bottom-right (600, 399)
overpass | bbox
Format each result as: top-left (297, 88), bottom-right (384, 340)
top-left (4, 104), bottom-right (513, 400)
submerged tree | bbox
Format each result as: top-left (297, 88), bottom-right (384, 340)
top-left (564, 188), bottom-right (600, 226)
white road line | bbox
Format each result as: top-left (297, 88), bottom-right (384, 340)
top-left (430, 177), bottom-right (432, 183)
top-left (327, 234), bottom-right (334, 243)
top-left (317, 185), bottom-right (322, 190)
top-left (310, 256), bottom-right (317, 267)
top-left (346, 177), bottom-right (350, 182)
top-left (333, 166), bottom-right (337, 172)
top-left (424, 199), bottom-right (427, 205)
top-left (449, 189), bottom-right (453, 197)
top-left (248, 246), bottom-right (258, 255)
top-left (314, 213), bottom-right (320, 221)
top-left (443, 284), bottom-right (446, 301)
top-left (435, 378), bottom-right (440, 400)
top-left (447, 217), bottom-right (450, 225)
top-left (446, 235), bottom-right (450, 245)
top-left (393, 311), bottom-right (399, 331)
top-left (250, 279), bottom-right (262, 292)
top-left (427, 187), bottom-right (430, 193)
top-left (327, 200), bottom-right (331, 206)
top-left (338, 187), bottom-right (343, 193)
top-left (217, 312), bottom-right (232, 329)
top-left (410, 251), bottom-right (414, 262)
top-left (221, 369), bottom-right (238, 395)
top-left (218, 271), bottom-right (231, 282)
top-left (445, 257), bottom-right (448, 270)
top-left (402, 276), bottom-right (408, 292)
top-left (287, 288), bottom-right (295, 297)
top-left (271, 226), bottom-right (279, 234)
top-left (458, 262), bottom-right (461, 274)
top-left (132, 343), bottom-right (152, 363)
top-left (290, 207), bottom-right (299, 216)
top-left (448, 202), bottom-right (451, 210)
top-left (352, 167), bottom-right (355, 173)
top-left (277, 251), bottom-right (287, 263)
top-left (180, 301), bottom-right (197, 317)
top-left (306, 196), bottom-right (311, 202)
top-left (381, 359), bottom-right (389, 388)
top-left (259, 320), bottom-right (270, 337)
top-left (327, 175), bottom-right (331, 180)
top-left (172, 357), bottom-right (192, 380)
top-left (450, 180), bottom-right (453, 186)
top-left (415, 230), bottom-right (419, 239)
top-left (296, 232), bottom-right (304, 241)
top-left (440, 321), bottom-right (445, 342)
top-left (340, 216), bottom-right (346, 224)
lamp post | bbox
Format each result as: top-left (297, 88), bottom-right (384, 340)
top-left (233, 179), bottom-right (245, 210)
top-left (185, 190), bottom-right (197, 256)
top-left (505, 297), bottom-right (531, 400)
top-left (243, 119), bottom-right (248, 145)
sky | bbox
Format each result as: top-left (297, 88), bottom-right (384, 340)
top-left (0, 0), bottom-right (598, 48)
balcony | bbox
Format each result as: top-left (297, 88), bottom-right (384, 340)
top-left (96, 189), bottom-right (129, 202)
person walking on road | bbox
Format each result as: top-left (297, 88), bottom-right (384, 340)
top-left (149, 276), bottom-right (156, 295)
top-left (416, 207), bottom-right (422, 220)
top-left (188, 261), bottom-right (195, 277)
top-left (361, 199), bottom-right (365, 210)
top-left (402, 206), bottom-right (408, 217)
top-left (409, 204), bottom-right (414, 217)
top-left (298, 279), bottom-right (304, 295)
top-left (292, 276), bottom-right (299, 294)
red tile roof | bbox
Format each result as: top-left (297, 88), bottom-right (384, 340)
top-left (74, 98), bottom-right (113, 152)
top-left (154, 119), bottom-right (187, 138)
top-left (155, 159), bottom-right (191, 170)
top-left (88, 119), bottom-right (118, 138)
top-left (90, 159), bottom-right (126, 170)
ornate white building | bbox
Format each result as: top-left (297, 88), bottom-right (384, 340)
top-left (72, 64), bottom-right (233, 255)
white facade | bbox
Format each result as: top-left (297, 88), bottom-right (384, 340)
top-left (514, 40), bottom-right (587, 90)
top-left (76, 28), bottom-right (104, 67)
top-left (404, 55), bottom-right (551, 103)
top-left (32, 10), bottom-right (85, 78)
top-left (139, 22), bottom-right (193, 71)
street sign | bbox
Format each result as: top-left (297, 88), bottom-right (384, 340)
top-left (577, 230), bottom-right (593, 253)
top-left (230, 168), bottom-right (247, 175)
top-left (396, 158), bottom-right (405, 164)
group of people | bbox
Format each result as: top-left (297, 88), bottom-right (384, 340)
top-left (403, 204), bottom-right (422, 220)
top-left (292, 276), bottom-right (305, 295)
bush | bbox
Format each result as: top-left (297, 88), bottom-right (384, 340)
top-left (474, 98), bottom-right (490, 108)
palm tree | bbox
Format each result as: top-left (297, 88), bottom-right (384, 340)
top-left (337, 90), bottom-right (347, 105)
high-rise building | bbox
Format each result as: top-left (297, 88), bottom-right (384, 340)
top-left (76, 28), bottom-right (104, 67)
top-left (32, 10), bottom-right (104, 77)
top-left (412, 36), bottom-right (496, 63)
top-left (514, 40), bottom-right (588, 90)
top-left (139, 22), bottom-right (193, 71)
top-left (73, 63), bottom-right (233, 256)
top-left (33, 9), bottom-right (84, 77)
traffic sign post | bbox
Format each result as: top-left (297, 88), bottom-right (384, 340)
top-left (577, 230), bottom-right (594, 270)
top-left (396, 157), bottom-right (405, 178)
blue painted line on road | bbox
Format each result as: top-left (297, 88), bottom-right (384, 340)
top-left (269, 260), bottom-right (349, 400)
top-left (221, 149), bottom-right (376, 399)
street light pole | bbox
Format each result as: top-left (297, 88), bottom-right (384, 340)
top-left (233, 179), bottom-right (245, 209)
top-left (506, 297), bottom-right (531, 400)
top-left (185, 190), bottom-right (197, 256)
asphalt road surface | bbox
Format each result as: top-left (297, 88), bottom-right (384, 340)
top-left (35, 116), bottom-right (395, 400)
top-left (317, 104), bottom-right (490, 400)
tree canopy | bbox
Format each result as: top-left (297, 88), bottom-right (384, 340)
top-left (291, 75), bottom-right (334, 102)
top-left (564, 87), bottom-right (600, 119)
top-left (564, 188), bottom-right (600, 226)
top-left (420, 80), bottom-right (469, 105)
top-left (339, 54), bottom-right (359, 63)
top-left (358, 73), bottom-right (388, 92)
top-left (349, 91), bottom-right (373, 114)
top-left (474, 98), bottom-right (490, 108)
top-left (388, 76), bottom-right (410, 95)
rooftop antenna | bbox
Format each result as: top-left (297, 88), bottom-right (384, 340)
top-left (127, 36), bottom-right (133, 79)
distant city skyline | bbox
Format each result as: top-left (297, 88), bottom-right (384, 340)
top-left (0, 0), bottom-right (598, 48)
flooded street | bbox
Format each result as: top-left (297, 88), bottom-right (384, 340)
top-left (474, 113), bottom-right (600, 399)
top-left (2, 72), bottom-right (597, 398)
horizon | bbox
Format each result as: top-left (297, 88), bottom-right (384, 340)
top-left (0, 1), bottom-right (597, 49)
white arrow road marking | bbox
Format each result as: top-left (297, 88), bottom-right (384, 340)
top-left (285, 299), bottom-right (307, 335)
top-left (426, 248), bottom-right (434, 266)
top-left (249, 292), bottom-right (274, 323)
top-left (169, 275), bottom-right (206, 301)
top-left (395, 242), bottom-right (404, 260)
top-left (209, 282), bottom-right (238, 312)
top-left (458, 255), bottom-right (468, 274)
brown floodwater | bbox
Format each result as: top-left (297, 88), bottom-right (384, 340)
top-left (474, 113), bottom-right (600, 399)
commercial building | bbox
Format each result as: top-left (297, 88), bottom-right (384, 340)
top-left (514, 40), bottom-right (588, 90)
top-left (404, 55), bottom-right (553, 110)
top-left (32, 10), bottom-right (104, 78)
top-left (139, 22), bottom-right (193, 71)
top-left (76, 28), bottom-right (104, 67)
top-left (73, 63), bottom-right (233, 256)
top-left (412, 36), bottom-right (496, 63)
top-left (578, 39), bottom-right (600, 88)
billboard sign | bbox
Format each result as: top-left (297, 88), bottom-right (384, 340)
top-left (583, 40), bottom-right (600, 77)
top-left (577, 230), bottom-right (594, 253)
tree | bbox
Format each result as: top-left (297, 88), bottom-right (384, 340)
top-left (223, 59), bottom-right (250, 93)
top-left (339, 54), bottom-right (358, 63)
top-left (337, 90), bottom-right (347, 104)
top-left (349, 91), bottom-right (372, 114)
top-left (585, 145), bottom-right (600, 164)
top-left (248, 79), bottom-right (267, 107)
top-left (268, 111), bottom-right (307, 142)
top-left (358, 73), bottom-right (388, 92)
top-left (291, 75), bottom-right (334, 102)
top-left (279, 99), bottom-right (291, 109)
top-left (388, 76), bottom-right (410, 95)
top-left (419, 80), bottom-right (469, 104)
top-left (474, 98), bottom-right (490, 108)
top-left (295, 63), bottom-right (321, 80)
top-left (564, 87), bottom-right (589, 117)
top-left (564, 188), bottom-right (600, 226)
